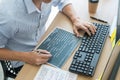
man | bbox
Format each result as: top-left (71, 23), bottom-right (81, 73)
top-left (0, 0), bottom-right (96, 74)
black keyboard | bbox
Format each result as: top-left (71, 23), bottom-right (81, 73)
top-left (69, 23), bottom-right (110, 76)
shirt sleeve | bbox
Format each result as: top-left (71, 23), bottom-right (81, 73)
top-left (52, 0), bottom-right (72, 11)
top-left (0, 15), bottom-right (13, 48)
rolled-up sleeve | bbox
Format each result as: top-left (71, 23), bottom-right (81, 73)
top-left (52, 0), bottom-right (72, 11)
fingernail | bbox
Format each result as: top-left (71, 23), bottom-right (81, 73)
top-left (47, 52), bottom-right (50, 54)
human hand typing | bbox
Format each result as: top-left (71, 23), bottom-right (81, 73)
top-left (72, 18), bottom-right (97, 37)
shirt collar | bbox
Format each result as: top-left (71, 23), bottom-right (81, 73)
top-left (24, 0), bottom-right (41, 14)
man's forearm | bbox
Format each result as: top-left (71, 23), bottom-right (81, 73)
top-left (62, 3), bottom-right (96, 37)
top-left (62, 4), bottom-right (80, 23)
top-left (0, 48), bottom-right (26, 61)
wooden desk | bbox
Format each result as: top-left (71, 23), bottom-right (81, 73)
top-left (15, 0), bottom-right (118, 80)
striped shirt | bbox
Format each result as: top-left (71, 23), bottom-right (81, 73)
top-left (0, 0), bottom-right (71, 68)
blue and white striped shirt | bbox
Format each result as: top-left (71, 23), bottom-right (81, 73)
top-left (0, 0), bottom-right (71, 68)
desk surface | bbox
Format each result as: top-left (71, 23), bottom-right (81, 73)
top-left (15, 0), bottom-right (118, 80)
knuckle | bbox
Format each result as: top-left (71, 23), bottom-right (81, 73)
top-left (84, 27), bottom-right (88, 31)
top-left (35, 58), bottom-right (40, 62)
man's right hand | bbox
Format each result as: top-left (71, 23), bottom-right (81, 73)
top-left (23, 49), bottom-right (52, 66)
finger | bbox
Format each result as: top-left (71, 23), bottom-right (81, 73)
top-left (39, 53), bottom-right (52, 59)
top-left (37, 49), bottom-right (50, 54)
top-left (36, 59), bottom-right (49, 65)
top-left (89, 23), bottom-right (97, 32)
top-left (86, 24), bottom-right (95, 35)
top-left (80, 25), bottom-right (91, 36)
top-left (93, 25), bottom-right (97, 32)
top-left (73, 25), bottom-right (81, 37)
top-left (84, 22), bottom-right (96, 35)
top-left (89, 23), bottom-right (97, 33)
